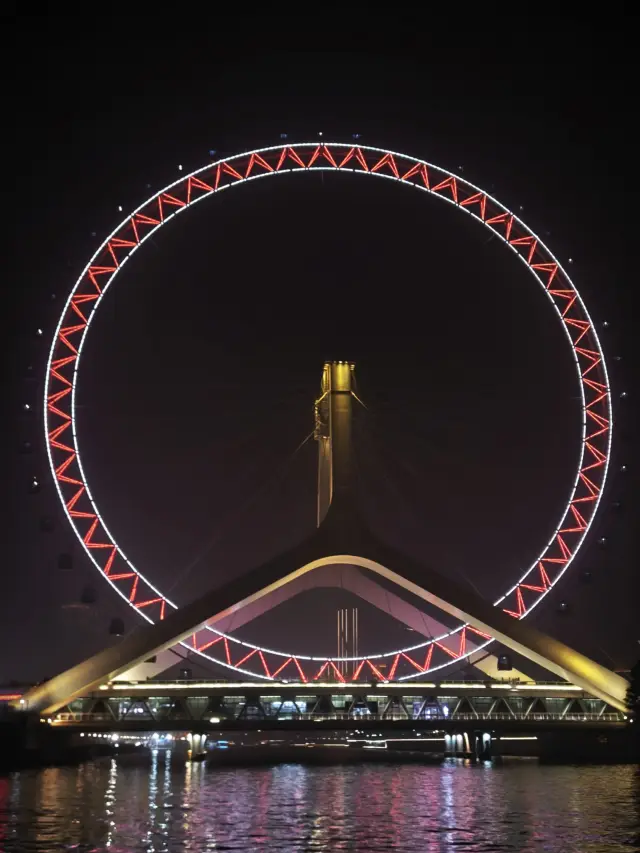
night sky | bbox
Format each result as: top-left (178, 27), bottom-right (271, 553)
top-left (4, 21), bottom-right (637, 683)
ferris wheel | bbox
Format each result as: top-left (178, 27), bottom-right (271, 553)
top-left (42, 141), bottom-right (613, 683)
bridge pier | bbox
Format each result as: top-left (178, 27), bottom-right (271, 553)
top-left (474, 730), bottom-right (493, 760)
top-left (186, 732), bottom-right (207, 762)
top-left (445, 732), bottom-right (474, 758)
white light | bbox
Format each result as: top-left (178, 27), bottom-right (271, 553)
top-left (499, 736), bottom-right (538, 741)
top-left (178, 165), bottom-right (183, 171)
top-left (42, 142), bottom-right (613, 685)
top-left (516, 684), bottom-right (582, 691)
top-left (36, 328), bottom-right (43, 336)
top-left (209, 717), bottom-right (220, 723)
top-left (117, 205), bottom-right (123, 212)
top-left (19, 699), bottom-right (25, 705)
top-left (446, 683), bottom-right (485, 689)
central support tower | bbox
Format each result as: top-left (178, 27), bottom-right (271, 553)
top-left (315, 361), bottom-right (355, 525)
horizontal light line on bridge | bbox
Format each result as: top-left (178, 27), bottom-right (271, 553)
top-left (100, 680), bottom-right (583, 692)
top-left (515, 685), bottom-right (583, 691)
top-left (498, 736), bottom-right (538, 741)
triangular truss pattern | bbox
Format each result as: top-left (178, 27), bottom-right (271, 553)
top-left (42, 143), bottom-right (612, 683)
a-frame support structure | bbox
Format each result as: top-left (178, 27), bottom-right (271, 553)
top-left (21, 363), bottom-right (629, 714)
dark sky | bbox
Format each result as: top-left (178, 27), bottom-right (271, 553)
top-left (4, 20), bottom-right (637, 683)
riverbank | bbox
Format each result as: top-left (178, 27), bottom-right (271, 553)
top-left (0, 715), bottom-right (121, 771)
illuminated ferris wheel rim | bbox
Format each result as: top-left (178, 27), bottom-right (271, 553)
top-left (44, 141), bottom-right (612, 683)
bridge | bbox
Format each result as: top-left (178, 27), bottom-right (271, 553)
top-left (26, 678), bottom-right (627, 764)
top-left (16, 362), bottom-right (629, 731)
top-left (46, 679), bottom-right (625, 728)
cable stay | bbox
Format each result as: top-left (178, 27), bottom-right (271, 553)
top-left (165, 428), bottom-right (315, 597)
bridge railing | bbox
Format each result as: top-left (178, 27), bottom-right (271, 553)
top-left (52, 711), bottom-right (624, 724)
top-left (451, 713), bottom-right (623, 722)
top-left (55, 713), bottom-right (113, 723)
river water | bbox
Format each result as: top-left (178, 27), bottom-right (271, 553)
top-left (0, 756), bottom-right (638, 852)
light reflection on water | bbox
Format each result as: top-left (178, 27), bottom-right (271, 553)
top-left (0, 756), bottom-right (638, 852)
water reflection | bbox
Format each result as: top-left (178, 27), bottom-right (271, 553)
top-left (0, 758), bottom-right (637, 851)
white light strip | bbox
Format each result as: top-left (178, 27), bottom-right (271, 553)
top-left (385, 738), bottom-right (445, 743)
top-left (103, 681), bottom-right (371, 691)
top-left (97, 679), bottom-right (577, 694)
top-left (498, 736), bottom-right (538, 741)
top-left (43, 142), bottom-right (612, 680)
top-left (347, 738), bottom-right (445, 743)
top-left (515, 684), bottom-right (583, 691)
